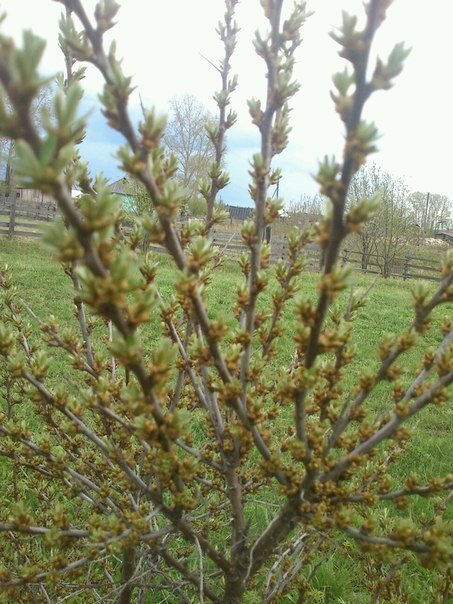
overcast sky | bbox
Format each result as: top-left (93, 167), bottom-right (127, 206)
top-left (2, 0), bottom-right (453, 206)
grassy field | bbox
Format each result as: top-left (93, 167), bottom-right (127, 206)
top-left (0, 237), bottom-right (451, 602)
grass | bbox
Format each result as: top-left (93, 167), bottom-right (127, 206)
top-left (0, 236), bottom-right (451, 603)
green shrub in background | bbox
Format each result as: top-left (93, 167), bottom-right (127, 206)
top-left (188, 196), bottom-right (208, 217)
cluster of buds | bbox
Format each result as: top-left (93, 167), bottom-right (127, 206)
top-left (200, 0), bottom-right (239, 231)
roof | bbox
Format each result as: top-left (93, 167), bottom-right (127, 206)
top-left (109, 178), bottom-right (131, 196)
top-left (434, 230), bottom-right (453, 239)
top-left (226, 204), bottom-right (254, 221)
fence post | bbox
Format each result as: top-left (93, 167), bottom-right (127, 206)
top-left (362, 250), bottom-right (368, 272)
top-left (342, 249), bottom-right (348, 267)
top-left (281, 234), bottom-right (287, 259)
top-left (8, 188), bottom-right (16, 239)
top-left (403, 255), bottom-right (409, 280)
top-left (318, 249), bottom-right (325, 271)
top-left (319, 248), bottom-right (326, 271)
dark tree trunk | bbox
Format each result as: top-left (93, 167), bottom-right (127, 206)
top-left (222, 574), bottom-right (246, 604)
top-left (117, 547), bottom-right (136, 604)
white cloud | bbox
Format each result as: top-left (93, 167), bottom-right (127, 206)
top-left (2, 0), bottom-right (453, 204)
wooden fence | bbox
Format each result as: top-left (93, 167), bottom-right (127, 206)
top-left (340, 248), bottom-right (440, 281)
top-left (211, 233), bottom-right (441, 280)
top-left (211, 230), bottom-right (322, 268)
top-left (0, 200), bottom-right (442, 281)
top-left (0, 195), bottom-right (57, 239)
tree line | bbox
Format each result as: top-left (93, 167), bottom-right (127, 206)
top-left (287, 164), bottom-right (452, 277)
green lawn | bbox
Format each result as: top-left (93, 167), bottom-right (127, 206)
top-left (0, 236), bottom-right (451, 602)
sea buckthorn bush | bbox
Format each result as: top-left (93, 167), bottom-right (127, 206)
top-left (0, 1), bottom-right (451, 602)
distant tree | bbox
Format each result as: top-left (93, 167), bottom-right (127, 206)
top-left (188, 196), bottom-right (207, 217)
top-left (164, 94), bottom-right (216, 204)
top-left (0, 86), bottom-right (53, 189)
top-left (124, 178), bottom-right (154, 216)
top-left (348, 164), bottom-right (416, 276)
top-left (407, 191), bottom-right (453, 235)
top-left (286, 193), bottom-right (324, 229)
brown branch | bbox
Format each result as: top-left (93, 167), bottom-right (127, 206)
top-left (22, 299), bottom-right (99, 378)
top-left (0, 523), bottom-right (88, 538)
top-left (69, 266), bottom-right (95, 367)
top-left (205, 0), bottom-right (238, 231)
top-left (321, 369), bottom-right (453, 484)
top-left (344, 526), bottom-right (431, 554)
top-left (158, 548), bottom-right (221, 603)
top-left (239, 0), bottom-right (285, 401)
top-left (325, 274), bottom-right (453, 455)
top-left (333, 481), bottom-right (453, 504)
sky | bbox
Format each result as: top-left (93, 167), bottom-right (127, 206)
top-left (2, 0), bottom-right (453, 207)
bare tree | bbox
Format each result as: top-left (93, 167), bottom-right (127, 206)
top-left (348, 163), bottom-right (416, 276)
top-left (407, 191), bottom-right (453, 235)
top-left (0, 86), bottom-right (53, 190)
top-left (286, 193), bottom-right (324, 230)
top-left (164, 94), bottom-right (216, 203)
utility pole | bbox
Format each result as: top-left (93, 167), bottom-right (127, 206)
top-left (423, 192), bottom-right (430, 238)
top-left (266, 176), bottom-right (282, 244)
top-left (272, 176), bottom-right (281, 199)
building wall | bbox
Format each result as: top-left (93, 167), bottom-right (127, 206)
top-left (17, 188), bottom-right (55, 206)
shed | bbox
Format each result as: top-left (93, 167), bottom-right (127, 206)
top-left (226, 204), bottom-right (254, 222)
top-left (433, 230), bottom-right (453, 245)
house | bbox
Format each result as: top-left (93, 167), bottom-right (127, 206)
top-left (225, 204), bottom-right (254, 223)
top-left (108, 177), bottom-right (136, 211)
top-left (0, 187), bottom-right (56, 212)
top-left (4, 187), bottom-right (55, 206)
top-left (433, 229), bottom-right (453, 245)
top-left (108, 177), bottom-right (131, 197)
